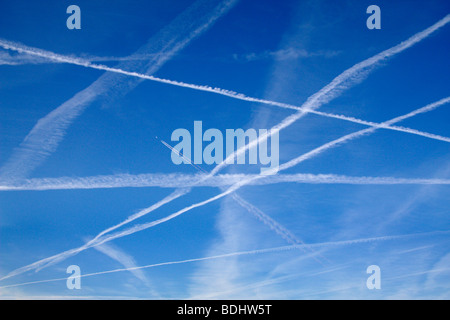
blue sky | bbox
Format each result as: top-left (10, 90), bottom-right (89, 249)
top-left (0, 0), bottom-right (449, 299)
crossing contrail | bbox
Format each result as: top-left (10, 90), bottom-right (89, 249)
top-left (0, 0), bottom-right (239, 182)
top-left (2, 15), bottom-right (449, 281)
top-left (61, 96), bottom-right (450, 263)
top-left (0, 15), bottom-right (448, 181)
top-left (1, 230), bottom-right (448, 289)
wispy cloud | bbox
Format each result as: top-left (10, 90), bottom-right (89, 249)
top-left (233, 48), bottom-right (341, 62)
top-left (0, 48), bottom-right (164, 66)
top-left (92, 242), bottom-right (160, 297)
top-left (93, 242), bottom-right (151, 286)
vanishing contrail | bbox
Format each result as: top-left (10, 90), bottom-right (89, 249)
top-left (0, 0), bottom-right (239, 182)
top-left (2, 16), bottom-right (449, 281)
top-left (1, 172), bottom-right (450, 191)
top-left (1, 230), bottom-right (448, 289)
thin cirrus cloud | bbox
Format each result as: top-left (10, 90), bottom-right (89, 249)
top-left (232, 48), bottom-right (341, 62)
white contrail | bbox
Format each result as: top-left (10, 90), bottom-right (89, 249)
top-left (0, 48), bottom-right (162, 65)
top-left (1, 230), bottom-right (448, 289)
top-left (72, 96), bottom-right (450, 257)
top-left (34, 189), bottom-right (191, 273)
top-left (0, 0), bottom-right (239, 182)
top-left (2, 16), bottom-right (448, 281)
top-left (3, 47), bottom-right (449, 145)
top-left (93, 242), bottom-right (151, 287)
top-left (207, 14), bottom-right (450, 177)
top-left (78, 13), bottom-right (450, 248)
top-left (1, 172), bottom-right (450, 191)
top-left (276, 97), bottom-right (450, 173)
top-left (0, 15), bottom-right (448, 174)
top-left (0, 189), bottom-right (191, 279)
top-left (4, 46), bottom-right (449, 146)
top-left (157, 139), bottom-right (314, 255)
top-left (229, 193), bottom-right (328, 265)
top-left (309, 110), bottom-right (450, 143)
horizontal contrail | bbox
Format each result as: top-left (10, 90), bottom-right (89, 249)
top-left (1, 230), bottom-right (448, 289)
top-left (1, 172), bottom-right (450, 191)
top-left (2, 16), bottom-right (449, 281)
top-left (0, 49), bottom-right (162, 65)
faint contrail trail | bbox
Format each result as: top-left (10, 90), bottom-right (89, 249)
top-left (93, 242), bottom-right (151, 287)
top-left (2, 16), bottom-right (448, 281)
top-left (1, 172), bottom-right (450, 191)
top-left (0, 48), bottom-right (162, 65)
top-left (229, 193), bottom-right (329, 265)
top-left (1, 230), bottom-right (448, 289)
top-left (0, 0), bottom-right (239, 182)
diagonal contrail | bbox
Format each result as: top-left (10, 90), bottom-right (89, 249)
top-left (0, 0), bottom-right (239, 182)
top-left (1, 230), bottom-right (448, 290)
top-left (2, 15), bottom-right (449, 281)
